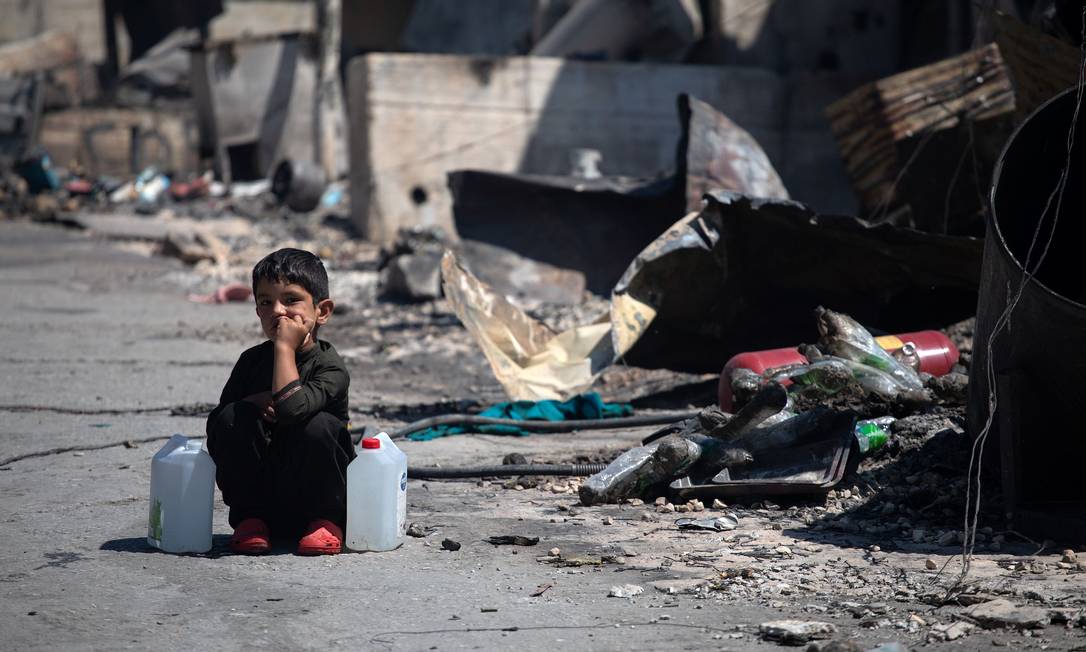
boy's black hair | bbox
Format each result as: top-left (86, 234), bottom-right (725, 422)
top-left (252, 248), bottom-right (329, 303)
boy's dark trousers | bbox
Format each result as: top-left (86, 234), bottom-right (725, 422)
top-left (207, 401), bottom-right (355, 535)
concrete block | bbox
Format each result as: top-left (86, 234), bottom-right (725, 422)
top-left (347, 52), bottom-right (784, 241)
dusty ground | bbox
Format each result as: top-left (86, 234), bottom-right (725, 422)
top-left (2, 218), bottom-right (1085, 651)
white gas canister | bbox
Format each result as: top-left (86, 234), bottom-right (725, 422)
top-left (346, 434), bottom-right (407, 551)
top-left (148, 435), bottom-right (216, 553)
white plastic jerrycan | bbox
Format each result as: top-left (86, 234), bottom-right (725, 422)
top-left (346, 432), bottom-right (407, 551)
top-left (148, 435), bottom-right (216, 553)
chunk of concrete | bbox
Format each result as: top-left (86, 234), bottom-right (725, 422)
top-left (758, 620), bottom-right (836, 645)
top-left (964, 599), bottom-right (1049, 629)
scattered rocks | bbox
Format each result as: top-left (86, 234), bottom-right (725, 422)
top-left (608, 584), bottom-right (644, 598)
top-left (650, 579), bottom-right (706, 595)
top-left (381, 250), bottom-right (443, 302)
top-left (805, 640), bottom-right (865, 652)
top-left (936, 530), bottom-right (957, 546)
top-left (964, 598), bottom-right (1049, 629)
top-left (161, 228), bottom-right (228, 265)
top-left (927, 620), bottom-right (976, 642)
top-left (758, 620), bottom-right (836, 645)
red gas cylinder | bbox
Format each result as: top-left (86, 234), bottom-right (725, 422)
top-left (718, 330), bottom-right (959, 410)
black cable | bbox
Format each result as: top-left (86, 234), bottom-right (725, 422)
top-left (353, 410), bottom-right (698, 441)
top-left (408, 463), bottom-right (606, 479)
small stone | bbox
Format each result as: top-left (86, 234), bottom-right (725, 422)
top-left (711, 499), bottom-right (728, 510)
top-left (406, 523), bottom-right (428, 538)
top-left (602, 516), bottom-right (614, 525)
top-left (608, 584), bottom-right (644, 598)
top-left (675, 503), bottom-right (691, 513)
top-left (870, 545), bottom-right (881, 552)
top-left (925, 558), bottom-right (938, 570)
top-left (656, 503), bottom-right (675, 513)
top-left (654, 497), bottom-right (667, 506)
top-left (626, 498), bottom-right (644, 506)
top-left (1061, 549), bottom-right (1078, 564)
top-left (840, 489), bottom-right (852, 499)
top-left (548, 547), bottom-right (561, 557)
top-left (441, 538), bottom-right (461, 551)
top-left (550, 483), bottom-right (568, 494)
top-left (758, 620), bottom-right (836, 644)
top-left (640, 511), bottom-right (657, 522)
top-left (689, 499), bottom-right (705, 512)
top-left (774, 546), bottom-right (793, 556)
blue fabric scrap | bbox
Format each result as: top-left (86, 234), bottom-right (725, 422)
top-left (406, 392), bottom-right (633, 441)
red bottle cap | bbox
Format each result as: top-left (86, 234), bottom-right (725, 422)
top-left (361, 438), bottom-right (381, 449)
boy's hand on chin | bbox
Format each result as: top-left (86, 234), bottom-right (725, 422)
top-left (273, 314), bottom-right (313, 351)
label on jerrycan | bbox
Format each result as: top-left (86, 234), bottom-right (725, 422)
top-left (397, 471), bottom-right (407, 536)
top-left (148, 497), bottom-right (164, 547)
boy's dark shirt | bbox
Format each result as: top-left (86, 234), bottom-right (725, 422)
top-left (209, 339), bottom-right (349, 427)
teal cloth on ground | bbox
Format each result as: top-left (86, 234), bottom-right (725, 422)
top-left (406, 392), bottom-right (633, 441)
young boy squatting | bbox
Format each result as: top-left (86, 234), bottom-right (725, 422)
top-left (206, 248), bottom-right (354, 555)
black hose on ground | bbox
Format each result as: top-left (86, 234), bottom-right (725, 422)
top-left (355, 411), bottom-right (698, 441)
top-left (408, 463), bottom-right (607, 479)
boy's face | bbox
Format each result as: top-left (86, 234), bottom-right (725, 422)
top-left (254, 278), bottom-right (334, 346)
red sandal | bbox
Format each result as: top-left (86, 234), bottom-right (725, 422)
top-left (230, 518), bottom-right (271, 554)
top-left (297, 519), bottom-right (343, 555)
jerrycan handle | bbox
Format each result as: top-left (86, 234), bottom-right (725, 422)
top-left (153, 434), bottom-right (191, 460)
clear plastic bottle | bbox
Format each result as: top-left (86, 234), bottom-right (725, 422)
top-left (346, 435), bottom-right (407, 551)
top-left (148, 435), bottom-right (216, 553)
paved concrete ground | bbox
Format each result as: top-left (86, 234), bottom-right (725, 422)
top-left (2, 221), bottom-right (1085, 651)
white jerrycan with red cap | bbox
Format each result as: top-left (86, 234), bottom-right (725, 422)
top-left (346, 433), bottom-right (407, 551)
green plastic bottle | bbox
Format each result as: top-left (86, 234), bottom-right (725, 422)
top-left (855, 417), bottom-right (894, 454)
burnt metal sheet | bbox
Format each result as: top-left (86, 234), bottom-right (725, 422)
top-left (612, 191), bottom-right (983, 373)
top-left (676, 93), bottom-right (788, 212)
top-left (449, 169), bottom-right (682, 295)
top-left (969, 85), bottom-right (1086, 543)
top-left (669, 412), bottom-right (855, 500)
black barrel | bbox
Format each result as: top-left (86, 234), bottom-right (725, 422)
top-left (969, 85), bottom-right (1086, 541)
top-left (271, 159), bottom-right (326, 213)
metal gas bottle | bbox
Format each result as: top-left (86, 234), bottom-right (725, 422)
top-left (719, 330), bottom-right (959, 410)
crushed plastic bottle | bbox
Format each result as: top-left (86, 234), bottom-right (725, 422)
top-left (855, 417), bottom-right (895, 454)
top-left (816, 307), bottom-right (923, 391)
